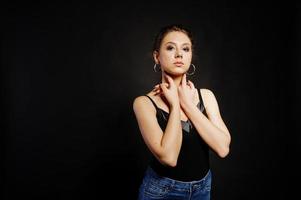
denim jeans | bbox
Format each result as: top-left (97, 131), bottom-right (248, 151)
top-left (138, 166), bottom-right (212, 200)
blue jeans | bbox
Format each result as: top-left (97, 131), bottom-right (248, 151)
top-left (138, 166), bottom-right (212, 200)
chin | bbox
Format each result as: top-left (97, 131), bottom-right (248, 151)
top-left (165, 71), bottom-right (185, 77)
top-left (169, 68), bottom-right (187, 76)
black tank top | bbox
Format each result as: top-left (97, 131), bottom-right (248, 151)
top-left (144, 88), bottom-right (210, 182)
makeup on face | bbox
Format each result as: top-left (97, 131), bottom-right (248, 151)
top-left (157, 31), bottom-right (193, 76)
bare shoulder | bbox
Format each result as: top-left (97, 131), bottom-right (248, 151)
top-left (132, 95), bottom-right (149, 110)
top-left (132, 95), bottom-right (156, 114)
top-left (200, 88), bottom-right (214, 96)
top-left (199, 88), bottom-right (216, 108)
top-left (199, 88), bottom-right (223, 118)
top-left (199, 88), bottom-right (231, 138)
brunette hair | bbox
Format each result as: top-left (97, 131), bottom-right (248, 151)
top-left (152, 24), bottom-right (194, 53)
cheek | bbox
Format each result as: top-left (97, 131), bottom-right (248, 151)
top-left (184, 54), bottom-right (192, 62)
top-left (159, 52), bottom-right (173, 63)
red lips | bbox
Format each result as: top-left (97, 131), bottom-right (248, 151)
top-left (174, 61), bottom-right (184, 66)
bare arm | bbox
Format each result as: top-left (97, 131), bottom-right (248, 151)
top-left (182, 89), bottom-right (231, 158)
top-left (133, 96), bottom-right (182, 167)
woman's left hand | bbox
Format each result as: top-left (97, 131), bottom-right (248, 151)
top-left (178, 74), bottom-right (197, 109)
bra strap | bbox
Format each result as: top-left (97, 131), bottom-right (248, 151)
top-left (144, 95), bottom-right (159, 110)
top-left (197, 88), bottom-right (205, 110)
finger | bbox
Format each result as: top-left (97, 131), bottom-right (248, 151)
top-left (181, 74), bottom-right (187, 87)
top-left (164, 74), bottom-right (173, 85)
top-left (153, 84), bottom-right (161, 92)
top-left (155, 89), bottom-right (162, 95)
top-left (188, 80), bottom-right (195, 89)
top-left (187, 80), bottom-right (191, 88)
top-left (160, 83), bottom-right (167, 93)
top-left (163, 83), bottom-right (169, 88)
top-left (154, 88), bottom-right (161, 93)
top-left (154, 89), bottom-right (159, 93)
top-left (159, 79), bottom-right (169, 89)
top-left (153, 84), bottom-right (160, 89)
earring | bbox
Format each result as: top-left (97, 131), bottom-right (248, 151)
top-left (186, 64), bottom-right (196, 75)
top-left (153, 63), bottom-right (161, 72)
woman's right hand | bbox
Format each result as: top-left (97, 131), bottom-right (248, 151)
top-left (153, 74), bottom-right (179, 108)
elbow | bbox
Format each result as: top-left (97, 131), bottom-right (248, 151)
top-left (217, 146), bottom-right (230, 158)
top-left (166, 160), bottom-right (177, 167)
top-left (160, 155), bottom-right (178, 167)
top-left (218, 135), bottom-right (231, 158)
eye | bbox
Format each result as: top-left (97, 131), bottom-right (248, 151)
top-left (167, 46), bottom-right (174, 51)
top-left (183, 47), bottom-right (190, 52)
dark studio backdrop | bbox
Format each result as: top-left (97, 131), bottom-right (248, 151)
top-left (1, 2), bottom-right (299, 200)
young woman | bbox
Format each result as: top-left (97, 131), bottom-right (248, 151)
top-left (133, 24), bottom-right (231, 200)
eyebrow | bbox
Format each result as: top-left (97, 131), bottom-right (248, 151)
top-left (165, 42), bottom-right (191, 46)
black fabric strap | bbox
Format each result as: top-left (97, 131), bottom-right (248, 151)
top-left (197, 88), bottom-right (204, 108)
top-left (144, 95), bottom-right (159, 110)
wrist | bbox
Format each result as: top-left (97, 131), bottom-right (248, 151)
top-left (181, 101), bottom-right (194, 111)
top-left (170, 103), bottom-right (180, 111)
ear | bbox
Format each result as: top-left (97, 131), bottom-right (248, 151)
top-left (153, 51), bottom-right (159, 64)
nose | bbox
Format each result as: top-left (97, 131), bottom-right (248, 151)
top-left (175, 51), bottom-right (183, 58)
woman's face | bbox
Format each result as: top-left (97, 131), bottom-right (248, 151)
top-left (154, 31), bottom-right (192, 76)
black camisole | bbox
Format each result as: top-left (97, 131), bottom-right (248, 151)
top-left (144, 88), bottom-right (210, 182)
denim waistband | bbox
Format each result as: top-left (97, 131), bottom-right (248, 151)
top-left (145, 166), bottom-right (211, 190)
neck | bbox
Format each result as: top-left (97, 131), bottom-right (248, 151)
top-left (161, 72), bottom-right (184, 88)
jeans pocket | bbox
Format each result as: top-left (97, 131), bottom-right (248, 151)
top-left (144, 177), bottom-right (172, 198)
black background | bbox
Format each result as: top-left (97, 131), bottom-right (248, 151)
top-left (2, 2), bottom-right (299, 200)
